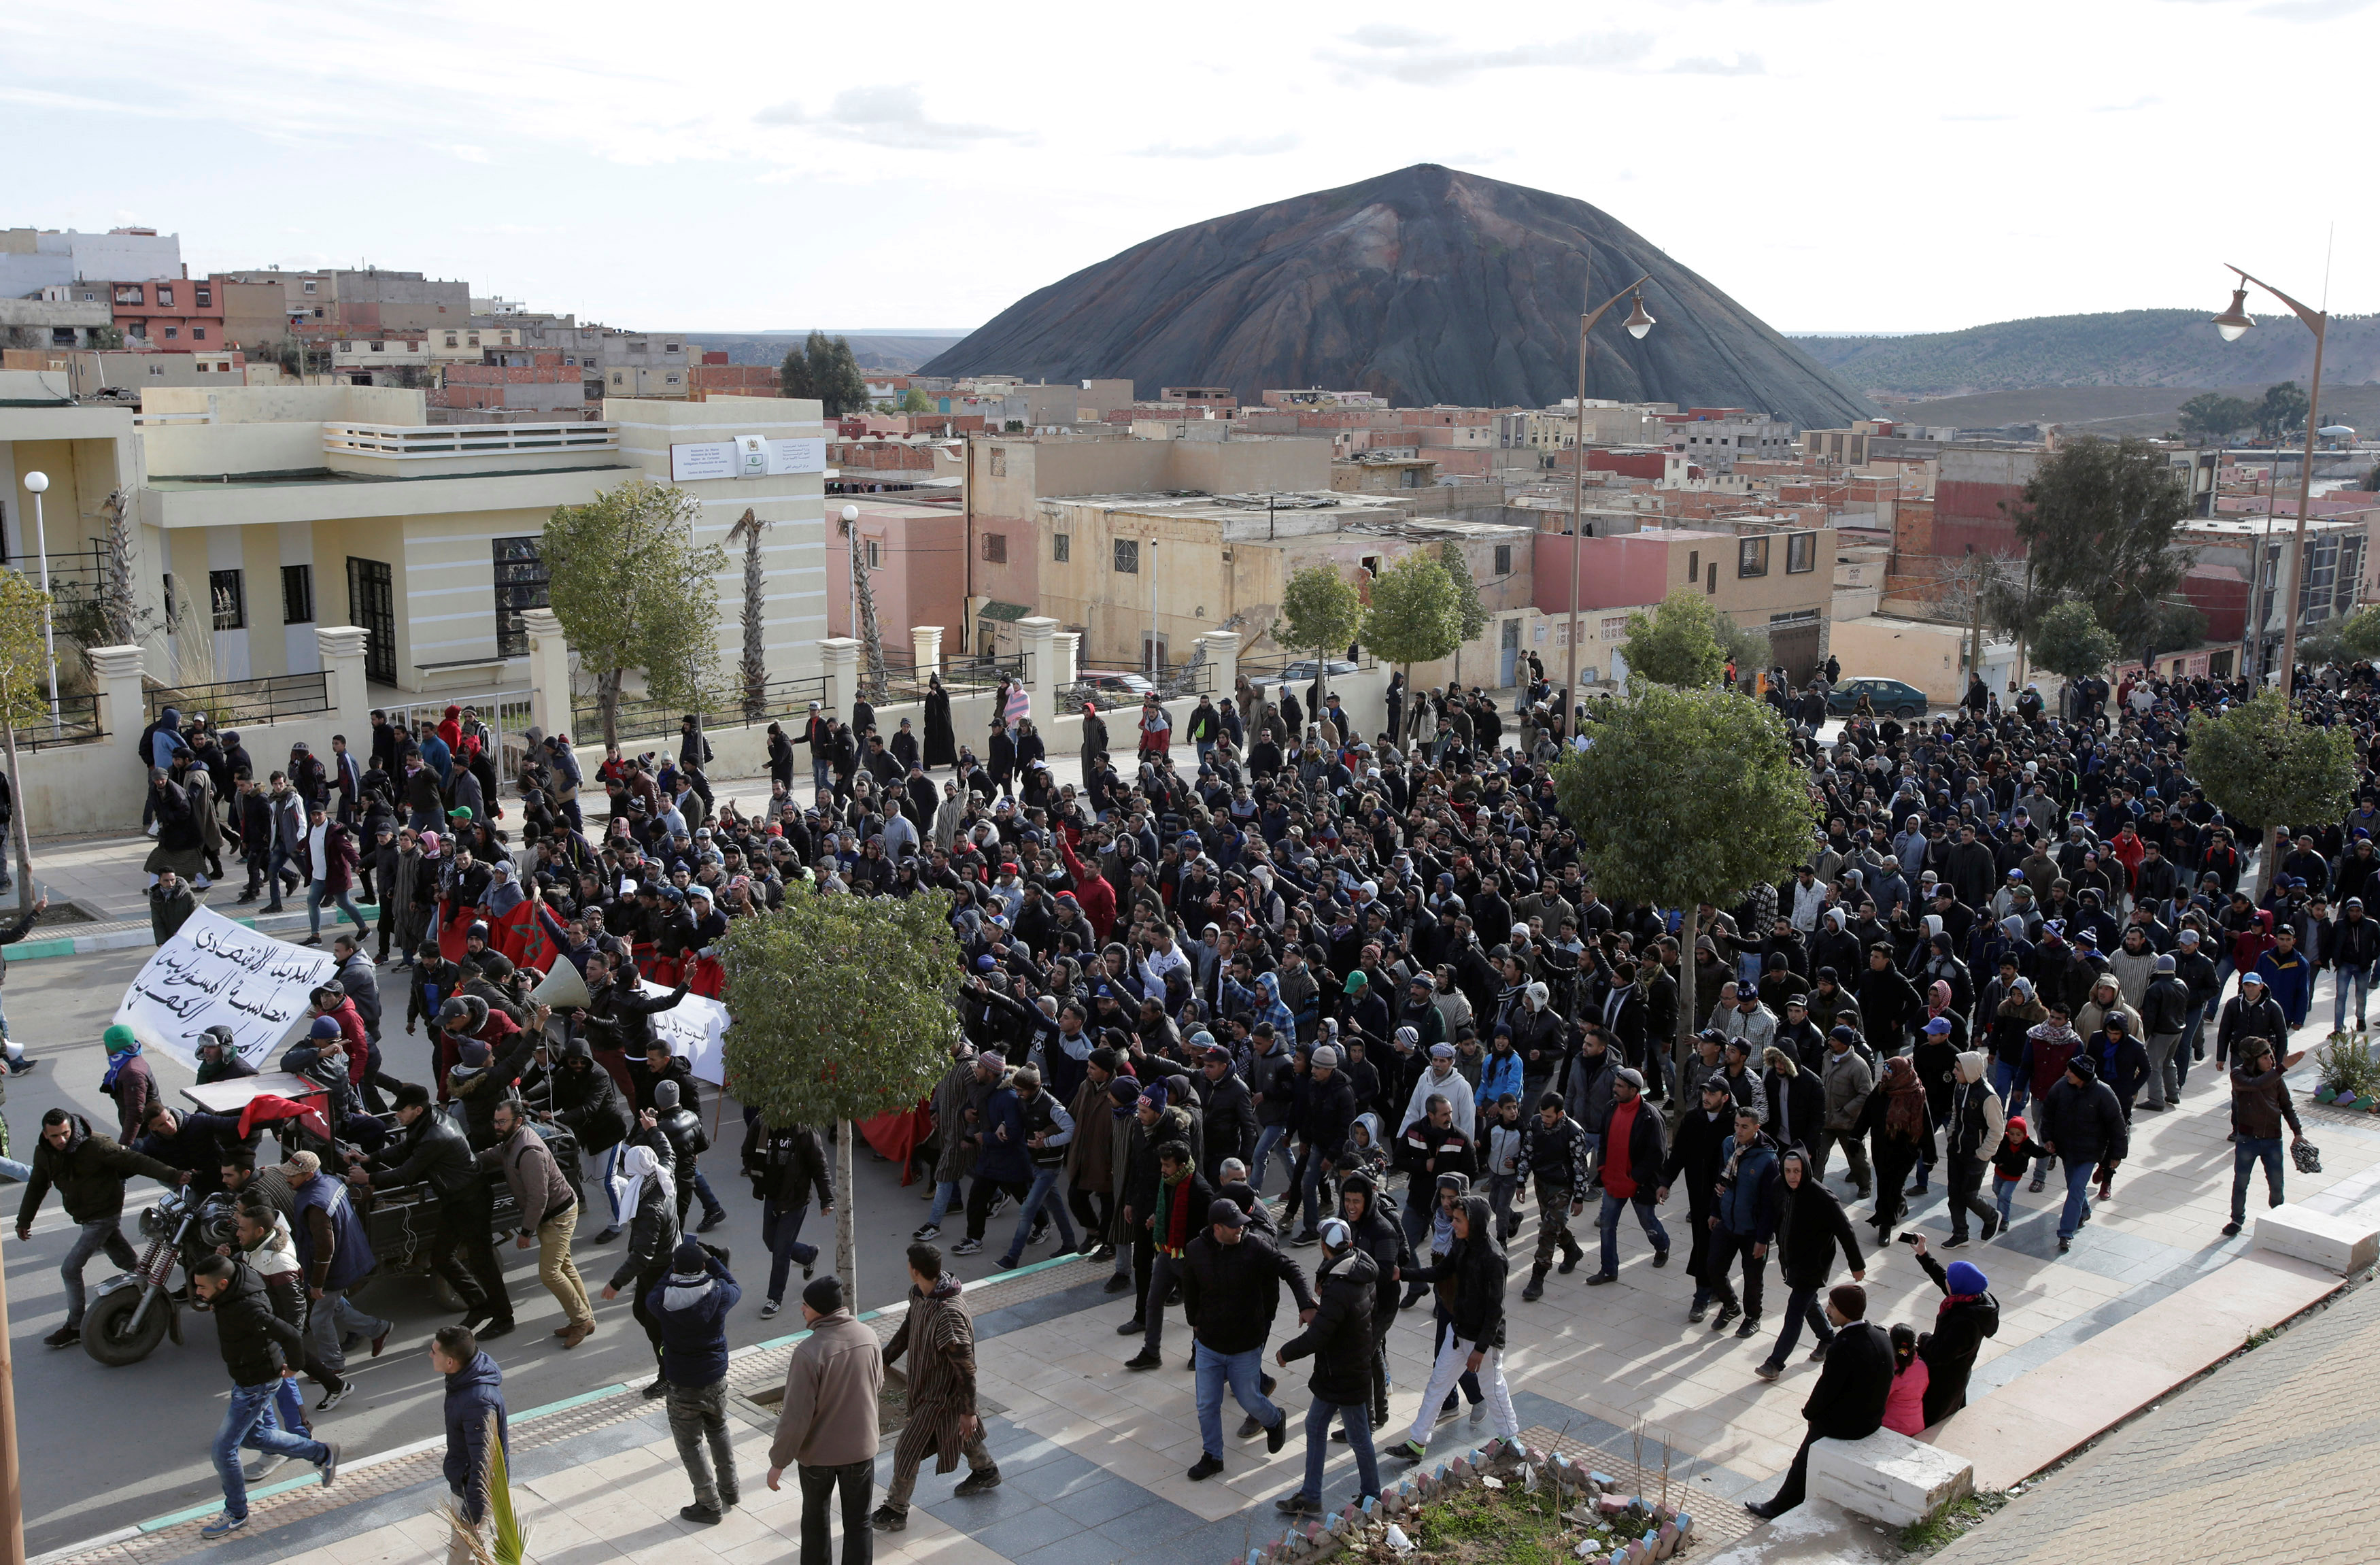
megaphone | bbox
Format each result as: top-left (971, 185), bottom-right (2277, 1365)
top-left (531, 960), bottom-right (592, 1011)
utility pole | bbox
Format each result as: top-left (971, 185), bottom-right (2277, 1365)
top-left (0, 1238), bottom-right (21, 1565)
top-left (1563, 258), bottom-right (1656, 726)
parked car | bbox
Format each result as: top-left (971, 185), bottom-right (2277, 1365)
top-left (1274, 658), bottom-right (1360, 684)
top-left (1064, 670), bottom-right (1157, 701)
top-left (1826, 677), bottom-right (1931, 719)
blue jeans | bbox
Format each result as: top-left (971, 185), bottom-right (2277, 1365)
top-left (306, 881), bottom-right (364, 940)
top-left (2231, 1136), bottom-right (2285, 1224)
top-left (1991, 1058), bottom-right (2026, 1120)
top-left (1993, 1175), bottom-right (2018, 1227)
top-left (1004, 1164), bottom-right (1077, 1262)
top-left (2057, 1156), bottom-right (2096, 1241)
top-left (1193, 1343), bottom-right (1280, 1459)
top-left (2338, 964), bottom-right (2375, 1031)
top-left (1251, 1124), bottom-right (1289, 1192)
top-left (1302, 1396), bottom-right (1380, 1504)
top-left (214, 1380), bottom-right (328, 1521)
top-left (1597, 1193), bottom-right (1668, 1277)
top-left (1296, 1145), bottom-right (1329, 1234)
top-left (274, 1373), bottom-right (309, 1434)
top-left (263, 847), bottom-right (298, 907)
top-left (762, 1199), bottom-right (820, 1306)
top-left (925, 1179), bottom-right (961, 1231)
top-left (692, 1168), bottom-right (727, 1222)
top-left (2179, 1003), bottom-right (2209, 1087)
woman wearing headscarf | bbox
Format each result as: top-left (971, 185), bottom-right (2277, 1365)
top-left (922, 673), bottom-right (959, 771)
top-left (1905, 1234), bottom-right (1999, 1425)
top-left (602, 1139), bottom-right (682, 1397)
top-left (1862, 1056), bottom-right (1933, 1238)
top-left (1387, 1192), bottom-right (1516, 1462)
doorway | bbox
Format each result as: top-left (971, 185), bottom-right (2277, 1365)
top-left (347, 557), bottom-right (396, 684)
top-left (1499, 618), bottom-right (1520, 688)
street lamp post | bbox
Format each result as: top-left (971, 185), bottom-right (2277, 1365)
top-left (1564, 260), bottom-right (1656, 726)
top-left (2211, 267), bottom-right (2327, 694)
top-left (18, 472), bottom-right (58, 733)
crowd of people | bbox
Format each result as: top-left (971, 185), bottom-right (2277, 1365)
top-left (21, 651), bottom-right (2378, 1542)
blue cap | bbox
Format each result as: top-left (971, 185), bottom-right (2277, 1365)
top-left (310, 1015), bottom-right (342, 1039)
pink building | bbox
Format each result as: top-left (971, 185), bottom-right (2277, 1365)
top-left (827, 499), bottom-right (968, 642)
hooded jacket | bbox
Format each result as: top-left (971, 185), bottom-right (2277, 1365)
top-left (537, 1037), bottom-right (634, 1152)
top-left (1773, 1163), bottom-right (1864, 1290)
top-left (1408, 1195), bottom-right (1508, 1349)
top-left (1276, 1244), bottom-right (1378, 1405)
top-left (1944, 1052), bottom-right (2007, 1162)
top-left (1713, 1130), bottom-right (1783, 1241)
top-left (1338, 1171), bottom-right (1412, 1324)
top-left (443, 1350), bottom-right (509, 1523)
top-left (646, 1249), bottom-right (740, 1386)
top-left (205, 1260), bottom-right (305, 1386)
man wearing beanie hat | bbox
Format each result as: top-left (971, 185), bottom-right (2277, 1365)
top-left (649, 1237), bottom-right (742, 1524)
top-left (1176, 1196), bottom-right (1314, 1480)
top-left (1903, 1235), bottom-right (1999, 1425)
top-left (2138, 952), bottom-right (2191, 1112)
top-left (99, 1022), bottom-right (160, 1144)
top-left (1289, 1045), bottom-right (1357, 1246)
top-left (1744, 1281), bottom-right (1892, 1520)
top-left (2037, 1052), bottom-right (2126, 1252)
top-left (770, 1269), bottom-right (882, 1555)
top-left (1816, 1026), bottom-right (1874, 1199)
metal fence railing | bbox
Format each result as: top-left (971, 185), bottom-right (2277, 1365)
top-left (1057, 659), bottom-right (1214, 715)
top-left (1238, 651), bottom-right (1376, 685)
top-left (384, 690), bottom-right (535, 774)
top-left (574, 673), bottom-right (834, 746)
top-left (146, 671), bottom-right (332, 728)
top-left (7, 692), bottom-right (105, 753)
top-left (857, 651), bottom-right (1023, 707)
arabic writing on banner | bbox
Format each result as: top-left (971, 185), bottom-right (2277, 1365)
top-left (644, 980), bottom-right (731, 1086)
top-left (114, 907), bottom-right (341, 1071)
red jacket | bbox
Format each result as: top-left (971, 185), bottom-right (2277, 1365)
top-left (1057, 828), bottom-right (1118, 943)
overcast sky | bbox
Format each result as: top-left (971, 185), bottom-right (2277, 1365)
top-left (4, 0), bottom-right (2370, 339)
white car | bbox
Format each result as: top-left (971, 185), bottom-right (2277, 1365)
top-left (1275, 658), bottom-right (1359, 683)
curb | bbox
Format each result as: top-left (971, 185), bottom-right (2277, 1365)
top-left (9, 903), bottom-right (384, 961)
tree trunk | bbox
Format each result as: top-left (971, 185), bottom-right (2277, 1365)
top-left (598, 669), bottom-right (622, 750)
top-left (835, 1117), bottom-right (857, 1299)
top-left (1672, 913), bottom-right (1696, 1115)
top-left (3, 724), bottom-right (30, 913)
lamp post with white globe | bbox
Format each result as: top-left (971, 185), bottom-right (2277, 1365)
top-left (19, 471), bottom-right (59, 732)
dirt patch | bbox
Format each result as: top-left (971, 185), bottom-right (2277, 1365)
top-left (1353, 1484), bottom-right (1671, 1565)
top-left (743, 1366), bottom-right (912, 1437)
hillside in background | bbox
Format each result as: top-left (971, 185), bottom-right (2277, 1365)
top-left (925, 164), bottom-right (1872, 429)
top-left (1880, 382), bottom-right (2380, 441)
top-left (1797, 309), bottom-right (2380, 397)
top-left (689, 332), bottom-right (964, 372)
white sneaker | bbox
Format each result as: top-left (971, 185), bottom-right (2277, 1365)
top-left (243, 1453), bottom-right (291, 1482)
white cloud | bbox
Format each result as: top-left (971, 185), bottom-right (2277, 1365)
top-left (447, 144), bottom-right (492, 163)
top-left (755, 85), bottom-right (1028, 151)
top-left (1667, 53), bottom-right (1766, 75)
top-left (1324, 29), bottom-right (1656, 85)
top-left (2255, 0), bottom-right (2373, 17)
top-left (1130, 134), bottom-right (1302, 160)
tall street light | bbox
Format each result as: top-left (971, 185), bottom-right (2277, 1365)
top-left (18, 471), bottom-right (59, 733)
top-left (1565, 262), bottom-right (1655, 724)
top-left (2211, 265), bottom-right (2326, 693)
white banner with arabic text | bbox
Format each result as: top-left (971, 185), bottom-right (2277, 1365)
top-left (114, 907), bottom-right (341, 1071)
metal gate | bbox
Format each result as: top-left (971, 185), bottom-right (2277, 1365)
top-left (1769, 620), bottom-right (1822, 686)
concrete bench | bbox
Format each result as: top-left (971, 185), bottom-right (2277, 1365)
top-left (1807, 1428), bottom-right (1973, 1528)
top-left (2254, 1204), bottom-right (2379, 1275)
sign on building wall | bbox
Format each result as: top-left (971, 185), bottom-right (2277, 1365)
top-left (669, 435), bottom-right (828, 482)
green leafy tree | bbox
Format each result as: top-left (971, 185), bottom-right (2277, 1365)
top-left (2177, 392), bottom-right (2258, 443)
top-left (1551, 683), bottom-right (1810, 1079)
top-left (1278, 562), bottom-right (1364, 707)
top-left (1714, 613), bottom-right (1771, 685)
top-left (778, 331), bottom-right (866, 416)
top-left (720, 886), bottom-right (960, 1294)
top-left (2339, 605), bottom-right (2380, 664)
top-left (900, 386), bottom-right (934, 414)
top-left (1361, 554), bottom-right (1463, 694)
top-left (2257, 380), bottom-right (2311, 441)
top-left (2006, 436), bottom-right (2191, 647)
top-left (542, 480), bottom-right (726, 747)
top-left (1619, 588), bottom-right (1727, 689)
top-left (1438, 542), bottom-right (1491, 683)
top-left (0, 569), bottom-right (54, 907)
top-left (2188, 691), bottom-right (2356, 897)
top-left (2028, 599), bottom-right (2120, 681)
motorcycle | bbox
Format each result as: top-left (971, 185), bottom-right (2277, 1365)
top-left (84, 1185), bottom-right (239, 1366)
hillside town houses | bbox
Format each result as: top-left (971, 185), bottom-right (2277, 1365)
top-left (3, 218), bottom-right (2375, 786)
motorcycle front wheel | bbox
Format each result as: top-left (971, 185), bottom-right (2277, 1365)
top-left (83, 1287), bottom-right (171, 1366)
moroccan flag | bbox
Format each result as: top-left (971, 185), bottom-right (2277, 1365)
top-left (496, 901), bottom-right (557, 973)
top-left (685, 954), bottom-right (726, 999)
